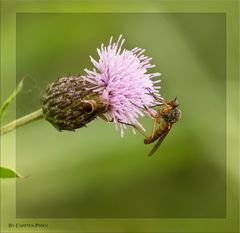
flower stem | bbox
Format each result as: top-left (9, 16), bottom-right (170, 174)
top-left (0, 109), bottom-right (44, 136)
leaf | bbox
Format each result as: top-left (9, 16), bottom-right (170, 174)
top-left (0, 166), bottom-right (22, 178)
top-left (0, 78), bottom-right (25, 119)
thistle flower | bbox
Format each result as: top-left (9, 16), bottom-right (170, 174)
top-left (84, 35), bottom-right (161, 136)
top-left (41, 35), bottom-right (161, 136)
top-left (41, 76), bottom-right (109, 131)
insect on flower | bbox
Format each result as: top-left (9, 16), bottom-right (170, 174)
top-left (144, 94), bottom-right (181, 156)
top-left (120, 89), bottom-right (181, 156)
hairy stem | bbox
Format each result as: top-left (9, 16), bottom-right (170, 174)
top-left (0, 109), bottom-right (44, 136)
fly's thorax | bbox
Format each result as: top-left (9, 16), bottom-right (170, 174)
top-left (41, 76), bottom-right (109, 131)
top-left (162, 106), bottom-right (182, 123)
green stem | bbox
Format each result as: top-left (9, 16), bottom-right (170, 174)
top-left (0, 109), bottom-right (44, 136)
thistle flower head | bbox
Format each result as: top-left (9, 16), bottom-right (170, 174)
top-left (41, 76), bottom-right (109, 131)
top-left (84, 35), bottom-right (161, 136)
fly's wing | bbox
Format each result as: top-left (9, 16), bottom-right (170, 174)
top-left (148, 128), bottom-right (171, 156)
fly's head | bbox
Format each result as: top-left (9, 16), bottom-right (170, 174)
top-left (162, 98), bottom-right (182, 123)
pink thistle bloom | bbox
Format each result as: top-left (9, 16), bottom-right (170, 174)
top-left (84, 35), bottom-right (161, 136)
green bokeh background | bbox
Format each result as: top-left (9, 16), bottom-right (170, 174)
top-left (14, 13), bottom-right (227, 218)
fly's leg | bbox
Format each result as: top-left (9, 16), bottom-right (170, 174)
top-left (99, 114), bottom-right (147, 138)
top-left (148, 103), bottom-right (163, 108)
top-left (151, 117), bottom-right (157, 139)
top-left (144, 116), bottom-right (163, 144)
top-left (117, 120), bottom-right (148, 138)
top-left (117, 117), bottom-right (159, 143)
top-left (130, 101), bottom-right (157, 118)
top-left (145, 88), bottom-right (169, 107)
top-left (145, 89), bottom-right (172, 115)
top-left (141, 105), bottom-right (159, 119)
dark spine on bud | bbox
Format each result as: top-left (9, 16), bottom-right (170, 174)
top-left (41, 76), bottom-right (108, 131)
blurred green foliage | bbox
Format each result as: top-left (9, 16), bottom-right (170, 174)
top-left (0, 79), bottom-right (24, 178)
top-left (12, 13), bottom-right (229, 219)
top-left (0, 166), bottom-right (22, 178)
top-left (0, 78), bottom-right (24, 120)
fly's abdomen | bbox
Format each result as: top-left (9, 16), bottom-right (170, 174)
top-left (144, 122), bottom-right (168, 144)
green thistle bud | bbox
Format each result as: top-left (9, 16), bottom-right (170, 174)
top-left (41, 76), bottom-right (109, 131)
